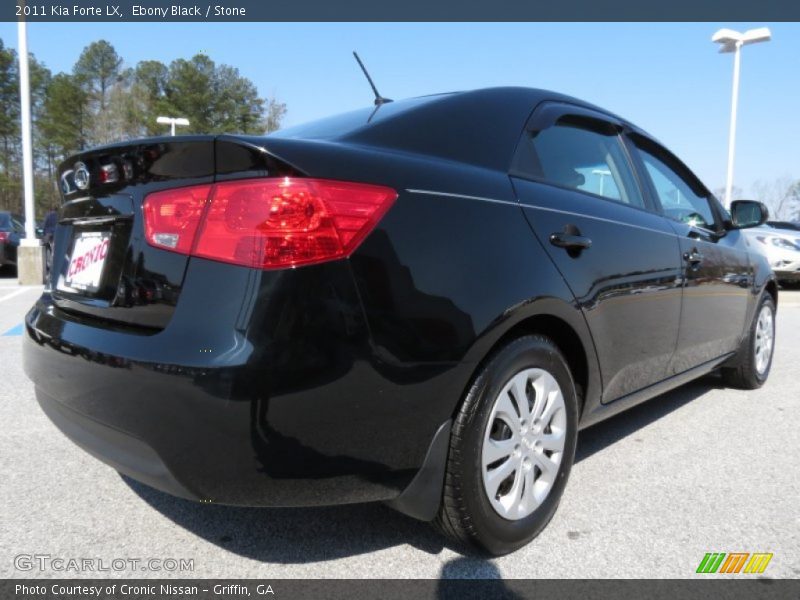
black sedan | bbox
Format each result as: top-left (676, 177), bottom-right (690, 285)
top-left (23, 88), bottom-right (776, 555)
top-left (0, 211), bottom-right (25, 269)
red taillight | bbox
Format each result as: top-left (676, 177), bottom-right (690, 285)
top-left (143, 178), bottom-right (396, 269)
top-left (0, 232), bottom-right (8, 243)
top-left (143, 184), bottom-right (211, 255)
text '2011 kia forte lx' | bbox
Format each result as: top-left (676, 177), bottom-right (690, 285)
top-left (24, 88), bottom-right (777, 555)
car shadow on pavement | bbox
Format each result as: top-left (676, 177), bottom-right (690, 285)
top-left (575, 372), bottom-right (725, 463)
top-left (122, 372), bottom-right (724, 565)
top-left (122, 474), bottom-right (450, 562)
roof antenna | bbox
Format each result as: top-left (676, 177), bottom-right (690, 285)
top-left (353, 51), bottom-right (392, 106)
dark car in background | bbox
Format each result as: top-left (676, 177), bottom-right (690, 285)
top-left (23, 88), bottom-right (777, 555)
top-left (0, 211), bottom-right (26, 270)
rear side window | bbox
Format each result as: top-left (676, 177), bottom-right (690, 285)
top-left (529, 120), bottom-right (644, 208)
top-left (634, 145), bottom-right (716, 230)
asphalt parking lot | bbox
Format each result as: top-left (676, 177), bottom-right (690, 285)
top-left (1, 270), bottom-right (798, 579)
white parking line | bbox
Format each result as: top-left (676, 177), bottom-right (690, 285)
top-left (0, 287), bottom-right (36, 303)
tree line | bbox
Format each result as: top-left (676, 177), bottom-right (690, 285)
top-left (0, 38), bottom-right (287, 218)
top-left (714, 181), bottom-right (800, 222)
top-left (751, 178), bottom-right (800, 222)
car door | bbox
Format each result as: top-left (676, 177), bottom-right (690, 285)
top-left (626, 134), bottom-right (752, 374)
top-left (510, 103), bottom-right (684, 402)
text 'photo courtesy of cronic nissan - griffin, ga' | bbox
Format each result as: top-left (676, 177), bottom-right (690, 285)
top-left (22, 87), bottom-right (777, 555)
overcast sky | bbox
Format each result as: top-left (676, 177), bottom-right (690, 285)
top-left (0, 22), bottom-right (797, 196)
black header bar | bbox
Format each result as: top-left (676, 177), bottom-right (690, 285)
top-left (4, 579), bottom-right (800, 600)
top-left (4, 0), bottom-right (800, 22)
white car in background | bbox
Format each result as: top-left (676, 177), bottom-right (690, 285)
top-left (744, 222), bottom-right (800, 287)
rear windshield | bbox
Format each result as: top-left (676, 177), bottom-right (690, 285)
top-left (270, 95), bottom-right (447, 140)
top-left (0, 213), bottom-right (10, 228)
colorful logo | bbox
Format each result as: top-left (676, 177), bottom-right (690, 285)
top-left (696, 552), bottom-right (773, 574)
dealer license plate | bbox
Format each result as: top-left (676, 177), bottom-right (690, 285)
top-left (60, 231), bottom-right (111, 292)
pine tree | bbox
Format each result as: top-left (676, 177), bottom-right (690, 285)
top-left (0, 36), bottom-right (288, 215)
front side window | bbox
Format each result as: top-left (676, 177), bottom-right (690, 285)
top-left (529, 119), bottom-right (644, 208)
top-left (635, 145), bottom-right (716, 230)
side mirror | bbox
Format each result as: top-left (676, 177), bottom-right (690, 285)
top-left (730, 200), bottom-right (769, 229)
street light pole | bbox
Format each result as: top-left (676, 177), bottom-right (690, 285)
top-left (16, 15), bottom-right (44, 285)
top-left (156, 116), bottom-right (190, 136)
top-left (712, 27), bottom-right (772, 209)
top-left (723, 40), bottom-right (742, 211)
top-left (592, 169), bottom-right (611, 197)
top-left (17, 18), bottom-right (35, 244)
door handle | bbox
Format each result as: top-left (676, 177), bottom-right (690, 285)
top-left (683, 249), bottom-right (703, 265)
top-left (549, 232), bottom-right (592, 251)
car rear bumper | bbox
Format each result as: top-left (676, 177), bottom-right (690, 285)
top-left (35, 386), bottom-right (198, 501)
top-left (23, 258), bottom-right (461, 509)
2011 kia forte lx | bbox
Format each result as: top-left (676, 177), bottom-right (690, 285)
top-left (24, 88), bottom-right (776, 555)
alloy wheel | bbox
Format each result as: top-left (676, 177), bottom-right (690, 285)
top-left (481, 368), bottom-right (567, 520)
top-left (754, 303), bottom-right (775, 375)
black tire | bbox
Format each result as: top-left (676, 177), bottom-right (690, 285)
top-left (435, 334), bottom-right (579, 555)
top-left (721, 293), bottom-right (776, 389)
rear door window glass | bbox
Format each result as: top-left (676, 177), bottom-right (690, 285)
top-left (530, 120), bottom-right (644, 208)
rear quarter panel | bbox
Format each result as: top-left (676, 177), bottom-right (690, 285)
top-left (263, 137), bottom-right (602, 422)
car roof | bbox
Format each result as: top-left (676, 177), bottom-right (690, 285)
top-left (266, 87), bottom-right (656, 173)
top-left (76, 87), bottom-right (662, 176)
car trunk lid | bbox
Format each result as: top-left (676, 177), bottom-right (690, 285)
top-left (51, 137), bottom-right (230, 331)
